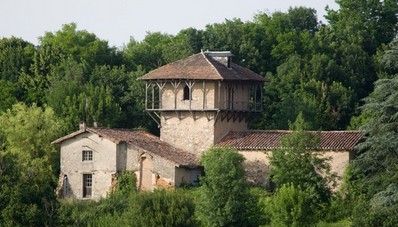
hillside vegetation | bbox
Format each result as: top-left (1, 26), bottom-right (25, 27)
top-left (1, 0), bottom-right (398, 226)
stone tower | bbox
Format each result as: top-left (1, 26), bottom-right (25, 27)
top-left (139, 51), bottom-right (265, 154)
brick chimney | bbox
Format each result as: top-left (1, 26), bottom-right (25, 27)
top-left (79, 121), bottom-right (86, 130)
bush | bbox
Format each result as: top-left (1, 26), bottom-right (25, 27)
top-left (197, 147), bottom-right (258, 226)
top-left (352, 184), bottom-right (398, 227)
top-left (266, 183), bottom-right (319, 227)
top-left (114, 171), bottom-right (137, 195)
top-left (57, 193), bottom-right (129, 226)
top-left (268, 130), bottom-right (334, 205)
top-left (126, 189), bottom-right (197, 227)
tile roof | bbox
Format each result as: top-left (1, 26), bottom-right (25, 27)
top-left (138, 52), bottom-right (266, 82)
top-left (217, 130), bottom-right (364, 151)
top-left (52, 128), bottom-right (199, 168)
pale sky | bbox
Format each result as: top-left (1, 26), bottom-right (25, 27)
top-left (1, 0), bottom-right (338, 48)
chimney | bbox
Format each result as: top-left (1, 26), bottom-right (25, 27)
top-left (204, 51), bottom-right (234, 68)
top-left (93, 122), bottom-right (100, 128)
top-left (79, 121), bottom-right (86, 130)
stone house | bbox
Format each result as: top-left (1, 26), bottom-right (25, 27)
top-left (217, 130), bottom-right (363, 187)
top-left (52, 126), bottom-right (200, 200)
top-left (53, 51), bottom-right (363, 199)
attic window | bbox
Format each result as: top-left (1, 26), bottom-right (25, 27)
top-left (183, 85), bottom-right (190, 100)
top-left (82, 150), bottom-right (93, 161)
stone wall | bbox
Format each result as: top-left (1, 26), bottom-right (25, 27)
top-left (239, 150), bottom-right (353, 189)
top-left (160, 112), bottom-right (216, 154)
top-left (126, 144), bottom-right (200, 190)
top-left (60, 132), bottom-right (118, 200)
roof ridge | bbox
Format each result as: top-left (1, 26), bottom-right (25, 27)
top-left (236, 129), bottom-right (363, 133)
top-left (202, 51), bottom-right (224, 80)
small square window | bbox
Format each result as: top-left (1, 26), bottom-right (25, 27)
top-left (82, 150), bottom-right (93, 161)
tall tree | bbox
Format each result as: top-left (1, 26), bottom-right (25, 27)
top-left (197, 148), bottom-right (257, 226)
top-left (0, 37), bottom-right (35, 82)
top-left (18, 43), bottom-right (64, 106)
top-left (347, 40), bottom-right (398, 226)
top-left (268, 114), bottom-right (335, 203)
top-left (327, 0), bottom-right (398, 55)
top-left (123, 32), bottom-right (194, 72)
top-left (39, 23), bottom-right (122, 70)
top-left (0, 103), bottom-right (65, 226)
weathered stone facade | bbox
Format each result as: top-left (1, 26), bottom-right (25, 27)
top-left (58, 131), bottom-right (119, 199)
top-left (239, 149), bottom-right (356, 188)
top-left (53, 128), bottom-right (200, 200)
top-left (218, 130), bottom-right (363, 188)
top-left (161, 112), bottom-right (247, 154)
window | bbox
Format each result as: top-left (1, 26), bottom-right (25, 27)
top-left (227, 87), bottom-right (234, 109)
top-left (83, 174), bottom-right (92, 198)
top-left (82, 150), bottom-right (93, 161)
top-left (183, 85), bottom-right (190, 100)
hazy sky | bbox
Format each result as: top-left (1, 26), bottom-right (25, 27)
top-left (1, 0), bottom-right (338, 47)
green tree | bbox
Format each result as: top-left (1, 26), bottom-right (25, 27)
top-left (0, 80), bottom-right (18, 112)
top-left (89, 65), bottom-right (151, 129)
top-left (266, 183), bottom-right (319, 226)
top-left (327, 0), bottom-right (398, 55)
top-left (60, 83), bottom-right (121, 131)
top-left (268, 114), bottom-right (335, 204)
top-left (0, 103), bottom-right (65, 226)
top-left (46, 58), bottom-right (87, 115)
top-left (259, 54), bottom-right (354, 130)
top-left (18, 42), bottom-right (64, 106)
top-left (197, 147), bottom-right (257, 227)
top-left (39, 23), bottom-right (122, 69)
top-left (0, 37), bottom-right (35, 82)
top-left (346, 40), bottom-right (398, 226)
top-left (349, 53), bottom-right (398, 198)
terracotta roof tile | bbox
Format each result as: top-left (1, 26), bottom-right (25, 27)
top-left (139, 52), bottom-right (266, 82)
top-left (52, 128), bottom-right (199, 168)
top-left (217, 130), bottom-right (364, 151)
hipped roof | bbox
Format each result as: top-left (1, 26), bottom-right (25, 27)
top-left (217, 130), bottom-right (364, 151)
top-left (139, 52), bottom-right (266, 82)
top-left (52, 128), bottom-right (199, 168)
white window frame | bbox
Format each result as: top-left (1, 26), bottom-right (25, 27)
top-left (82, 150), bottom-right (93, 161)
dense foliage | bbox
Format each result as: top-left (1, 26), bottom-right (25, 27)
top-left (346, 40), bottom-right (398, 226)
top-left (1, 0), bottom-right (398, 225)
top-left (197, 148), bottom-right (257, 226)
top-left (0, 103), bottom-right (65, 226)
top-left (268, 127), bottom-right (335, 207)
top-left (265, 183), bottom-right (319, 226)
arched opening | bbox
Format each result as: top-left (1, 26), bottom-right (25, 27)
top-left (183, 85), bottom-right (190, 100)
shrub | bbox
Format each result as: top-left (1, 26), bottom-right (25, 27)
top-left (126, 189), bottom-right (197, 227)
top-left (114, 171), bottom-right (137, 195)
top-left (268, 129), bottom-right (335, 208)
top-left (266, 183), bottom-right (319, 227)
top-left (197, 147), bottom-right (258, 226)
top-left (352, 184), bottom-right (398, 227)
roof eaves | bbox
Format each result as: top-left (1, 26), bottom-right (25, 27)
top-left (51, 129), bottom-right (86, 144)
